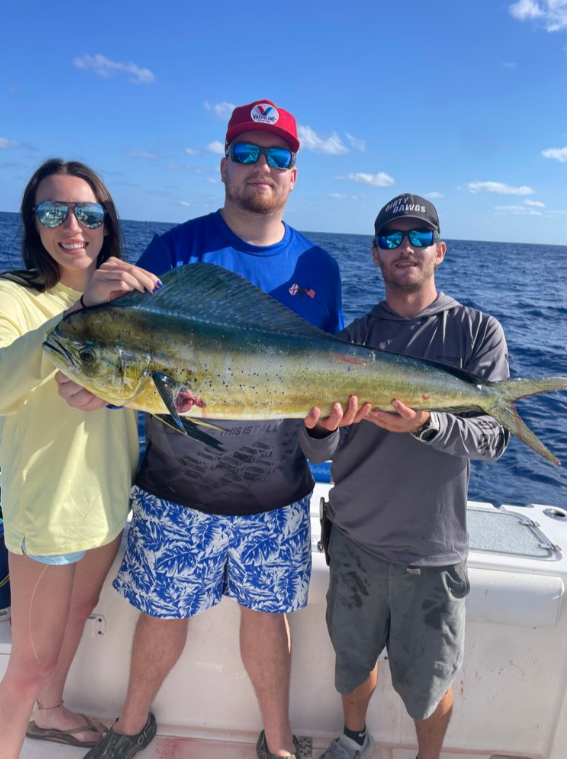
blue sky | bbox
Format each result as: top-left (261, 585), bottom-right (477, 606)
top-left (1, 0), bottom-right (567, 244)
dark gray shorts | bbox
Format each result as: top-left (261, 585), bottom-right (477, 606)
top-left (326, 527), bottom-right (469, 720)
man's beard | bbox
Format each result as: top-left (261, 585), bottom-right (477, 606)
top-left (379, 260), bottom-right (438, 293)
top-left (225, 181), bottom-right (286, 215)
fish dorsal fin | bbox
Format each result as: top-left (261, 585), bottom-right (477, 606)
top-left (111, 262), bottom-right (337, 341)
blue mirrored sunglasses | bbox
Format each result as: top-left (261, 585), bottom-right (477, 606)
top-left (376, 228), bottom-right (439, 250)
top-left (34, 200), bottom-right (106, 229)
top-left (226, 142), bottom-right (296, 170)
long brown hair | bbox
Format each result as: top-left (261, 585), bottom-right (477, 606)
top-left (1, 158), bottom-right (122, 292)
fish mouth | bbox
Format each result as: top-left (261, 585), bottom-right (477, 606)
top-left (43, 337), bottom-right (75, 367)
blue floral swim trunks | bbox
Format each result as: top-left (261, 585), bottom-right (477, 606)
top-left (113, 486), bottom-right (312, 618)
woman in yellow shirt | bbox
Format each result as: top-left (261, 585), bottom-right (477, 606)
top-left (0, 159), bottom-right (159, 759)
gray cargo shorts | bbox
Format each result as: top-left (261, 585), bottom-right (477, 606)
top-left (326, 526), bottom-right (469, 720)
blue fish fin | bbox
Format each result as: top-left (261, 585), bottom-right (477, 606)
top-left (153, 372), bottom-right (225, 450)
top-left (153, 372), bottom-right (185, 432)
top-left (110, 263), bottom-right (338, 341)
top-left (155, 414), bottom-right (225, 451)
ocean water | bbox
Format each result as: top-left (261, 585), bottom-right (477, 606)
top-left (1, 211), bottom-right (566, 508)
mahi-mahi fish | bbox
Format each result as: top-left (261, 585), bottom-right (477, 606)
top-left (43, 263), bottom-right (567, 463)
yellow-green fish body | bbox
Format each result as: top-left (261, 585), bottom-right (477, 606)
top-left (43, 263), bottom-right (567, 463)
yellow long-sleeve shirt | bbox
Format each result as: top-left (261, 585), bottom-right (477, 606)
top-left (0, 278), bottom-right (139, 555)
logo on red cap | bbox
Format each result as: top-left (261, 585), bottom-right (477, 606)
top-left (251, 104), bottom-right (279, 125)
top-left (225, 99), bottom-right (300, 153)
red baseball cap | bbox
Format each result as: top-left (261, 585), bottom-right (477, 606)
top-left (225, 99), bottom-right (300, 154)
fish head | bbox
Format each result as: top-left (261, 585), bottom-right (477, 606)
top-left (43, 307), bottom-right (151, 404)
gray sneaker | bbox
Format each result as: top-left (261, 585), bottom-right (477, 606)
top-left (319, 733), bottom-right (375, 759)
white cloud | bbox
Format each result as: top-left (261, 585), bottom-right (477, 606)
top-left (542, 145), bottom-right (567, 162)
top-left (206, 177), bottom-right (222, 185)
top-left (0, 137), bottom-right (19, 149)
top-left (298, 125), bottom-right (348, 155)
top-left (73, 54), bottom-right (155, 84)
top-left (426, 191), bottom-right (444, 199)
top-left (467, 181), bottom-right (535, 195)
top-left (204, 101), bottom-right (236, 119)
top-left (509, 0), bottom-right (567, 31)
top-left (166, 164), bottom-right (204, 173)
top-left (525, 199), bottom-right (546, 206)
top-left (207, 141), bottom-right (225, 156)
top-left (185, 147), bottom-right (200, 156)
top-left (494, 204), bottom-right (543, 215)
top-left (178, 201), bottom-right (191, 207)
top-left (337, 172), bottom-right (395, 187)
top-left (124, 150), bottom-right (162, 160)
top-left (509, 0), bottom-right (543, 21)
top-left (328, 192), bottom-right (365, 200)
top-left (346, 133), bottom-right (366, 152)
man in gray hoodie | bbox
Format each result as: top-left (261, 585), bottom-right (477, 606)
top-left (300, 193), bottom-right (510, 759)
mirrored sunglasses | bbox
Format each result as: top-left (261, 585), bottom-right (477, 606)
top-left (34, 200), bottom-right (106, 229)
top-left (226, 142), bottom-right (296, 170)
top-left (376, 228), bottom-right (439, 250)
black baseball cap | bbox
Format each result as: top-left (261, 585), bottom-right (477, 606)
top-left (374, 193), bottom-right (440, 236)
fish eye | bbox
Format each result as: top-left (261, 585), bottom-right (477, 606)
top-left (79, 349), bottom-right (96, 363)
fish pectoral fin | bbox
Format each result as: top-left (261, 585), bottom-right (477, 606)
top-left (153, 372), bottom-right (186, 434)
top-left (153, 372), bottom-right (225, 449)
top-left (156, 414), bottom-right (225, 451)
top-left (190, 418), bottom-right (225, 433)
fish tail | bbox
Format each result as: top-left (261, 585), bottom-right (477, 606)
top-left (487, 377), bottom-right (567, 465)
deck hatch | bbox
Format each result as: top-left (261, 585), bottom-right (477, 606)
top-left (468, 506), bottom-right (560, 560)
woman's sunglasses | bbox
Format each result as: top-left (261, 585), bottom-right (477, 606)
top-left (34, 200), bottom-right (106, 229)
top-left (376, 229), bottom-right (439, 250)
top-left (226, 143), bottom-right (296, 170)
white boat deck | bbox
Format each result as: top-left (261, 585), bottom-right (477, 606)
top-left (21, 735), bottom-right (266, 759)
top-left (3, 484), bottom-right (567, 759)
top-left (19, 734), bottom-right (499, 758)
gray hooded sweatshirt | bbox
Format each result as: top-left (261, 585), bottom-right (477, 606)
top-left (299, 293), bottom-right (510, 567)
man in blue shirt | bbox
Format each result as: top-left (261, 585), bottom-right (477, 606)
top-left (76, 99), bottom-right (343, 759)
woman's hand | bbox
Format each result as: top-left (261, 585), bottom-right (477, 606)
top-left (66, 258), bottom-right (162, 314)
top-left (55, 371), bottom-right (108, 411)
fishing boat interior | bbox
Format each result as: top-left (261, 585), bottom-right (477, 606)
top-left (1, 467), bottom-right (567, 759)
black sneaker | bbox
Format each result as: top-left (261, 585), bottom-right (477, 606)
top-left (257, 729), bottom-right (301, 758)
top-left (83, 712), bottom-right (157, 758)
